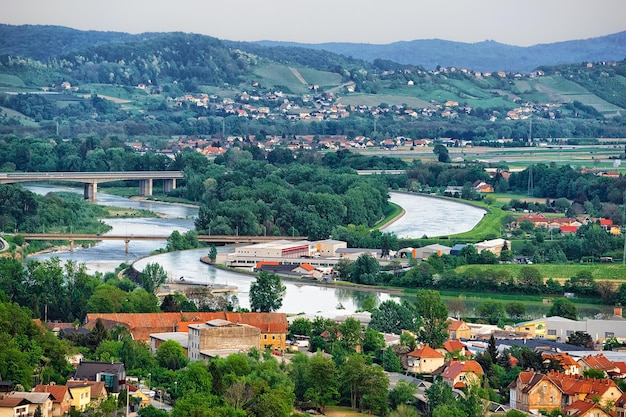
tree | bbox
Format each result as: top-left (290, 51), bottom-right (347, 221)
top-left (305, 352), bottom-right (338, 411)
top-left (369, 300), bottom-right (416, 335)
top-left (414, 290), bottom-right (449, 348)
top-left (351, 254), bottom-right (380, 284)
top-left (389, 380), bottom-right (418, 409)
top-left (433, 143), bottom-right (450, 163)
top-left (155, 340), bottom-right (188, 370)
top-left (249, 271), bottom-right (286, 312)
top-left (505, 301), bottom-right (526, 319)
top-left (567, 331), bottom-right (594, 348)
top-left (208, 244), bottom-right (217, 263)
top-left (547, 298), bottom-right (578, 320)
top-left (476, 300), bottom-right (506, 325)
top-left (382, 347), bottom-right (403, 372)
top-left (140, 263), bottom-right (167, 295)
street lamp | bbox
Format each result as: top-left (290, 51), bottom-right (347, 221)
top-left (174, 381), bottom-right (177, 394)
top-left (147, 373), bottom-right (151, 391)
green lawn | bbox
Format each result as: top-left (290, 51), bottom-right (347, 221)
top-left (454, 263), bottom-right (626, 281)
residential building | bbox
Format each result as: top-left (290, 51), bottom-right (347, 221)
top-left (0, 397), bottom-right (32, 417)
top-left (447, 319), bottom-right (471, 340)
top-left (564, 399), bottom-right (614, 417)
top-left (508, 371), bottom-right (562, 413)
top-left (72, 361), bottom-right (125, 394)
top-left (438, 360), bottom-right (484, 389)
top-left (541, 353), bottom-right (581, 375)
top-left (33, 385), bottom-right (72, 417)
top-left (66, 381), bottom-right (107, 406)
top-left (65, 383), bottom-right (91, 412)
top-left (406, 345), bottom-right (446, 374)
top-left (6, 392), bottom-right (53, 417)
top-left (578, 353), bottom-right (620, 377)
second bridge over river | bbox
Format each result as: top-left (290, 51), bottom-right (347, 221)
top-left (0, 171), bottom-right (184, 202)
top-left (16, 233), bottom-right (308, 253)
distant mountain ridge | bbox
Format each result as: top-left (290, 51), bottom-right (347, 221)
top-left (257, 32), bottom-right (626, 73)
top-left (0, 24), bottom-right (625, 74)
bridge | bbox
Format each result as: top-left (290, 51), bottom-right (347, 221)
top-left (16, 233), bottom-right (308, 253)
top-left (0, 171), bottom-right (184, 202)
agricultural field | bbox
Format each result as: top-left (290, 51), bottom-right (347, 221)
top-left (537, 76), bottom-right (624, 114)
top-left (0, 74), bottom-right (26, 87)
top-left (252, 63), bottom-right (341, 94)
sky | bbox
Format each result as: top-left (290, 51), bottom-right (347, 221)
top-left (2, 0), bottom-right (626, 46)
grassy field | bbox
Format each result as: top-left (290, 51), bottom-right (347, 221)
top-left (446, 204), bottom-right (506, 241)
top-left (253, 64), bottom-right (313, 94)
top-left (0, 74), bottom-right (26, 87)
top-left (323, 406), bottom-right (376, 417)
top-left (454, 263), bottom-right (626, 281)
top-left (538, 76), bottom-right (623, 114)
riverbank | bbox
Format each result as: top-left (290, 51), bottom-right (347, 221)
top-left (198, 255), bottom-right (406, 296)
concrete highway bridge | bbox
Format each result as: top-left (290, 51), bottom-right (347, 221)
top-left (0, 171), bottom-right (184, 201)
top-left (16, 233), bottom-right (308, 253)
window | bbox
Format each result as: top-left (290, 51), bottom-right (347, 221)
top-left (566, 330), bottom-right (574, 337)
top-left (548, 330), bottom-right (557, 336)
top-left (606, 332), bottom-right (615, 338)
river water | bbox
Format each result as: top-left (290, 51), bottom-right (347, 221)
top-left (26, 186), bottom-right (485, 315)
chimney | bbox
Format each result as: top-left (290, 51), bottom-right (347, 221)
top-left (614, 306), bottom-right (623, 317)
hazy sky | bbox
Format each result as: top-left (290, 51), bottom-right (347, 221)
top-left (2, 0), bottom-right (626, 46)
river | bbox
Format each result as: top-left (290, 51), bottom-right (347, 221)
top-left (26, 186), bottom-right (485, 315)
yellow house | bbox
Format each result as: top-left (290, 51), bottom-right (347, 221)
top-left (514, 319), bottom-right (547, 339)
top-left (406, 345), bottom-right (445, 374)
top-left (66, 384), bottom-right (91, 412)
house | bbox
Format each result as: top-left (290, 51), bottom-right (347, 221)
top-left (564, 399), bottom-right (614, 417)
top-left (517, 213), bottom-right (549, 228)
top-left (548, 371), bottom-right (622, 409)
top-left (508, 371), bottom-right (562, 413)
top-left (6, 392), bottom-right (54, 417)
top-left (541, 353), bottom-right (581, 375)
top-left (441, 339), bottom-right (471, 357)
top-left (407, 345), bottom-right (446, 374)
top-left (0, 397), bottom-right (32, 417)
top-left (447, 319), bottom-right (471, 340)
top-left (127, 384), bottom-right (150, 411)
top-left (34, 385), bottom-right (73, 417)
top-left (66, 380), bottom-right (107, 405)
top-left (65, 383), bottom-right (91, 412)
top-left (615, 390), bottom-right (626, 417)
top-left (578, 353), bottom-right (620, 377)
top-left (472, 180), bottom-right (494, 193)
top-left (73, 361), bottom-right (125, 393)
top-left (438, 360), bottom-right (484, 389)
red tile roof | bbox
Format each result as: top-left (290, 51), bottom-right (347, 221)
top-left (408, 344), bottom-right (445, 359)
top-left (441, 360), bottom-right (484, 380)
top-left (442, 339), bottom-right (467, 354)
top-left (446, 319), bottom-right (467, 331)
top-left (86, 312), bottom-right (289, 340)
top-left (563, 399), bottom-right (609, 416)
top-left (33, 385), bottom-right (70, 403)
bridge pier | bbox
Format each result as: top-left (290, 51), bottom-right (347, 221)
top-left (125, 239), bottom-right (130, 254)
top-left (83, 182), bottom-right (98, 202)
top-left (69, 240), bottom-right (74, 252)
top-left (139, 179), bottom-right (153, 196)
top-left (163, 178), bottom-right (177, 193)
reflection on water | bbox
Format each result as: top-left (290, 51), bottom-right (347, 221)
top-left (133, 249), bottom-right (397, 315)
top-left (22, 185), bottom-right (508, 315)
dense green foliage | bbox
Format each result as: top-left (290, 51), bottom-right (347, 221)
top-left (0, 186), bottom-right (111, 235)
top-left (249, 271), bottom-right (286, 313)
top-left (0, 295), bottom-right (74, 390)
